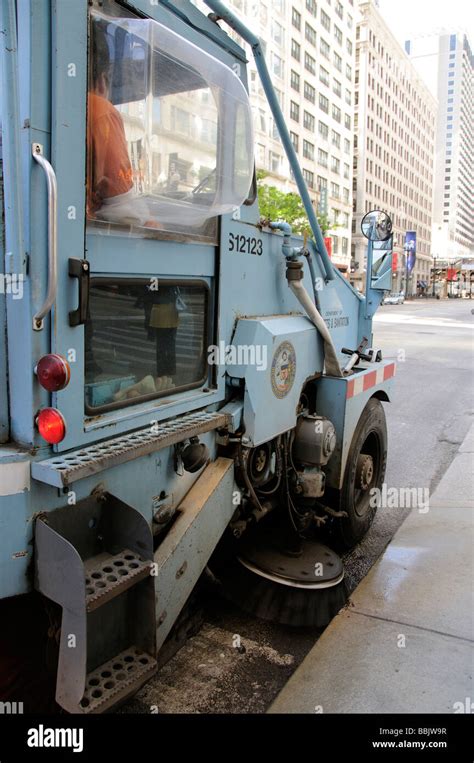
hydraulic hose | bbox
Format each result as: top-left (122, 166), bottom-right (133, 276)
top-left (288, 278), bottom-right (343, 378)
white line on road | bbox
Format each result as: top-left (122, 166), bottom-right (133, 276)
top-left (374, 314), bottom-right (474, 330)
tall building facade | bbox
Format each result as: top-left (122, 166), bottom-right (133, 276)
top-left (406, 33), bottom-right (474, 262)
top-left (352, 1), bottom-right (437, 294)
top-left (194, 0), bottom-right (357, 273)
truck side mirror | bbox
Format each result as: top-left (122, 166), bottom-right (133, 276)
top-left (361, 210), bottom-right (392, 242)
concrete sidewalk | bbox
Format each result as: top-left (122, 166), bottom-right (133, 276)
top-left (269, 423), bottom-right (474, 714)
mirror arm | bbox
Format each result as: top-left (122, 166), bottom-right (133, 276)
top-left (364, 238), bottom-right (374, 320)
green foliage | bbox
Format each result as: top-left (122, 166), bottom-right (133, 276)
top-left (256, 172), bottom-right (334, 236)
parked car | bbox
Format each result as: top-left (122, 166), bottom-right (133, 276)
top-left (383, 292), bottom-right (405, 305)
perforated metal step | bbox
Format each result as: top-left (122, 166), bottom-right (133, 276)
top-left (85, 549), bottom-right (151, 612)
top-left (32, 410), bottom-right (230, 487)
top-left (79, 646), bottom-right (157, 713)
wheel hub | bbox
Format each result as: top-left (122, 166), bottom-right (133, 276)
top-left (356, 453), bottom-right (374, 491)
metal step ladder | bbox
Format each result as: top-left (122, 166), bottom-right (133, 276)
top-left (34, 493), bottom-right (156, 713)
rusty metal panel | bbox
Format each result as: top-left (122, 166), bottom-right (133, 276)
top-left (154, 457), bottom-right (234, 652)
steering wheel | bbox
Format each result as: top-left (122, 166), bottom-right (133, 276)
top-left (192, 167), bottom-right (217, 196)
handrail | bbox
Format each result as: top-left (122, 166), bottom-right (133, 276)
top-left (203, 0), bottom-right (335, 281)
top-left (31, 143), bottom-right (58, 330)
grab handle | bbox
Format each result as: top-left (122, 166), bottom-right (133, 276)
top-left (32, 142), bottom-right (58, 330)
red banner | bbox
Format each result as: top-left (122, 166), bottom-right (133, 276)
top-left (324, 237), bottom-right (332, 259)
top-left (447, 268), bottom-right (458, 281)
top-left (392, 252), bottom-right (398, 271)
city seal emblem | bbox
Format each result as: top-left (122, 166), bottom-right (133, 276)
top-left (271, 341), bottom-right (296, 399)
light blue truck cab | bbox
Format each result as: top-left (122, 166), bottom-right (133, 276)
top-left (0, 0), bottom-right (395, 712)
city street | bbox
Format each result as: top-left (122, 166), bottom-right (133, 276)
top-left (122, 299), bottom-right (473, 714)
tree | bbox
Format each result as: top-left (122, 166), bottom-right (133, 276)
top-left (256, 171), bottom-right (335, 236)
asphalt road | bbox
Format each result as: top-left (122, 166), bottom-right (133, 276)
top-left (122, 298), bottom-right (474, 714)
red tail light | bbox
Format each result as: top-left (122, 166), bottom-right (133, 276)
top-left (35, 354), bottom-right (71, 392)
top-left (36, 408), bottom-right (67, 444)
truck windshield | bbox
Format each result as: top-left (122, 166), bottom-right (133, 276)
top-left (87, 10), bottom-right (254, 236)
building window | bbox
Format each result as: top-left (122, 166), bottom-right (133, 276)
top-left (272, 20), bottom-right (284, 46)
top-left (290, 131), bottom-right (299, 152)
top-left (305, 23), bottom-right (317, 47)
top-left (319, 93), bottom-right (329, 113)
top-left (344, 113), bottom-right (351, 129)
top-left (346, 38), bottom-right (353, 55)
top-left (331, 129), bottom-right (341, 148)
top-left (343, 187), bottom-right (350, 202)
top-left (320, 66), bottom-right (330, 86)
top-left (306, 0), bottom-right (317, 17)
top-left (335, 1), bottom-right (343, 19)
top-left (290, 101), bottom-right (300, 121)
top-left (333, 78), bottom-right (342, 97)
top-left (269, 151), bottom-right (282, 174)
top-left (342, 237), bottom-right (348, 254)
top-left (344, 138), bottom-right (350, 154)
top-left (318, 121), bottom-right (329, 140)
top-left (291, 70), bottom-right (300, 91)
top-left (345, 88), bottom-right (351, 105)
top-left (318, 148), bottom-right (328, 167)
top-left (291, 39), bottom-right (301, 61)
top-left (321, 9), bottom-right (331, 31)
top-left (271, 52), bottom-right (284, 78)
top-left (334, 25), bottom-right (343, 46)
top-left (334, 51), bottom-right (342, 71)
top-left (303, 111), bottom-right (315, 131)
top-left (320, 38), bottom-right (330, 59)
top-left (304, 81), bottom-right (316, 103)
top-left (291, 7), bottom-right (301, 30)
top-left (303, 168), bottom-right (314, 188)
top-left (330, 181), bottom-right (340, 198)
top-left (318, 175), bottom-right (327, 190)
top-left (332, 104), bottom-right (341, 122)
top-left (346, 63), bottom-right (352, 81)
top-left (305, 52), bottom-right (316, 75)
top-left (303, 139), bottom-right (315, 160)
top-left (331, 156), bottom-right (340, 173)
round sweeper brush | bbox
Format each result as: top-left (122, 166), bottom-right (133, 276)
top-left (213, 524), bottom-right (348, 628)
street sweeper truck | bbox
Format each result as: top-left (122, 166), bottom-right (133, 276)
top-left (0, 0), bottom-right (395, 712)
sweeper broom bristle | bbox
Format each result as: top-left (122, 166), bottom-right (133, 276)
top-left (218, 559), bottom-right (348, 628)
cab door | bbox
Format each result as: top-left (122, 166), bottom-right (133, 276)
top-left (49, 0), bottom-right (253, 452)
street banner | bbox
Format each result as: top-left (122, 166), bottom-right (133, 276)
top-left (405, 231), bottom-right (416, 272)
top-left (324, 236), bottom-right (332, 259)
top-left (392, 251), bottom-right (398, 271)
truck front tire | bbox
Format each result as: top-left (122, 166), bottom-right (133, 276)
top-left (335, 397), bottom-right (387, 549)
